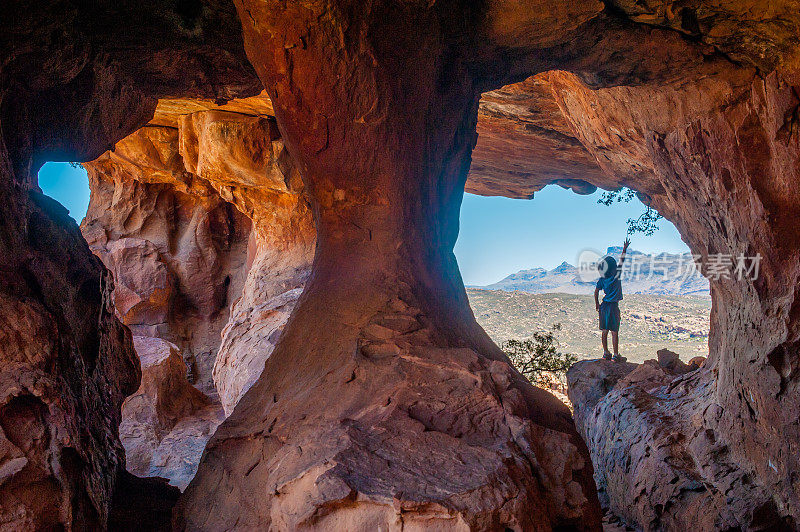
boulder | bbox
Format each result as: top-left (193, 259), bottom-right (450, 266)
top-left (656, 348), bottom-right (680, 367)
top-left (213, 283), bottom-right (304, 415)
top-left (212, 230), bottom-right (312, 414)
top-left (569, 358), bottom-right (789, 530)
top-left (566, 359), bottom-right (638, 438)
top-left (656, 349), bottom-right (693, 374)
top-left (689, 356), bottom-right (707, 368)
top-left (105, 238), bottom-right (174, 326)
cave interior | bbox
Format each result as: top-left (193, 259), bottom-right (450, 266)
top-left (2, 0), bottom-right (800, 530)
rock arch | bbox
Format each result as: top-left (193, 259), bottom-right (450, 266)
top-left (485, 68), bottom-right (800, 529)
top-left (0, 0), bottom-right (799, 530)
top-left (175, 1), bottom-right (800, 530)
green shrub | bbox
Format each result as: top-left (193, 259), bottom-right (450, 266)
top-left (501, 324), bottom-right (578, 388)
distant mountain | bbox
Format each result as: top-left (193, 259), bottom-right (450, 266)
top-left (478, 248), bottom-right (709, 296)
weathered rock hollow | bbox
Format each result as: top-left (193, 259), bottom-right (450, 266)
top-left (1, 0), bottom-right (800, 530)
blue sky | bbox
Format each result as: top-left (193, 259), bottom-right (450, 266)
top-left (454, 187), bottom-right (689, 286)
top-left (38, 162), bottom-right (689, 287)
top-left (38, 162), bottom-right (90, 224)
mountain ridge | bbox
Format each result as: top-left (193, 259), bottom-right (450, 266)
top-left (476, 248), bottom-right (710, 296)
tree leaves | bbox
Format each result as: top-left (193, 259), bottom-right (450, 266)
top-left (501, 324), bottom-right (577, 388)
top-left (598, 187), bottom-right (662, 236)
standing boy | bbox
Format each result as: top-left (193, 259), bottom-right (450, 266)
top-left (595, 238), bottom-right (630, 361)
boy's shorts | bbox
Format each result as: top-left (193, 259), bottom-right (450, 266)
top-left (599, 301), bottom-right (621, 332)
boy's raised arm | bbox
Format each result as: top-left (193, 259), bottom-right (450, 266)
top-left (620, 237), bottom-right (631, 265)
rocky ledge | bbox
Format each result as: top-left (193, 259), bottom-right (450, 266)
top-left (568, 352), bottom-right (792, 531)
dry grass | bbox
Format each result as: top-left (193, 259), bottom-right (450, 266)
top-left (469, 288), bottom-right (710, 365)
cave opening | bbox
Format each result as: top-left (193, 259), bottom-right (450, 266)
top-left (455, 186), bottom-right (711, 399)
top-left (37, 162), bottom-right (90, 224)
top-left (455, 62), bottom-right (800, 528)
top-left (33, 93), bottom-right (315, 495)
top-left (36, 160), bottom-right (236, 491)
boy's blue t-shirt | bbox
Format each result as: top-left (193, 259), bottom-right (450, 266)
top-left (597, 275), bottom-right (623, 303)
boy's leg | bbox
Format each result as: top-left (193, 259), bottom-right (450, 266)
top-left (611, 330), bottom-right (619, 355)
top-left (601, 330), bottom-right (610, 355)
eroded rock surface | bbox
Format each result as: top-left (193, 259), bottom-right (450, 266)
top-left (82, 131), bottom-right (253, 398)
top-left (551, 68), bottom-right (800, 528)
top-left (0, 189), bottom-right (140, 529)
top-left (81, 93), bottom-right (315, 488)
top-left (175, 1), bottom-right (610, 529)
top-left (213, 235), bottom-right (311, 414)
top-left (120, 337), bottom-right (223, 491)
top-left (468, 16), bottom-right (800, 526)
top-left (2, 0), bottom-right (299, 525)
top-left (3, 0), bottom-right (800, 529)
top-left (569, 357), bottom-right (792, 530)
top-left (468, 75), bottom-right (606, 198)
top-left (180, 297), bottom-right (599, 530)
top-left (0, 0), bottom-right (264, 523)
top-left (566, 359), bottom-right (638, 438)
top-left (177, 0), bottom-right (800, 528)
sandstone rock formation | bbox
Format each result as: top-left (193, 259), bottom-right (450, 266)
top-left (569, 357), bottom-right (792, 530)
top-left (119, 336), bottom-right (223, 491)
top-left (173, 98), bottom-right (316, 415)
top-left (565, 359), bottom-right (638, 440)
top-left (540, 66), bottom-right (800, 529)
top-left (0, 0), bottom-right (261, 525)
top-left (465, 10), bottom-right (800, 528)
top-left (82, 150), bottom-right (252, 398)
top-left (468, 75), bottom-right (605, 198)
top-left (175, 2), bottom-right (613, 529)
top-left (213, 239), bottom-right (310, 414)
top-left (175, 1), bottom-right (800, 529)
top-left (81, 93), bottom-right (315, 486)
top-left (180, 297), bottom-right (599, 530)
top-left (0, 190), bottom-right (139, 529)
top-left (2, 0), bottom-right (800, 529)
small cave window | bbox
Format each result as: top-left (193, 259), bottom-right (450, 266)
top-left (455, 186), bottom-right (711, 400)
top-left (37, 162), bottom-right (90, 224)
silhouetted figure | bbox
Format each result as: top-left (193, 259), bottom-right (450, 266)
top-left (595, 238), bottom-right (630, 361)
